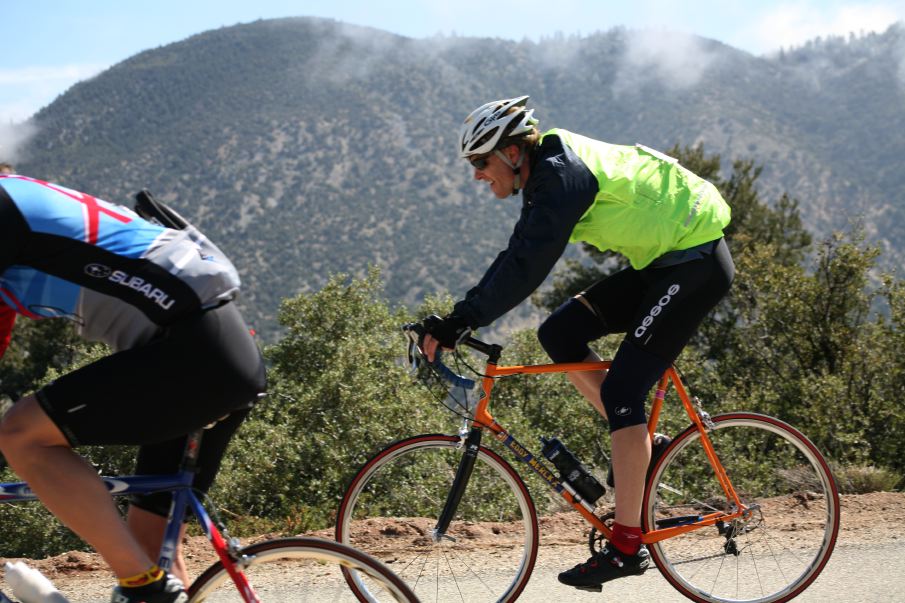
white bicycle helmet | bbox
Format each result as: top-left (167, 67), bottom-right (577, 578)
top-left (458, 96), bottom-right (538, 158)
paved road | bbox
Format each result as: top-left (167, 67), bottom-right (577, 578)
top-left (30, 539), bottom-right (905, 602)
top-left (518, 541), bottom-right (905, 602)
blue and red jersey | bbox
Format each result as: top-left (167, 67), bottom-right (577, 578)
top-left (0, 175), bottom-right (240, 353)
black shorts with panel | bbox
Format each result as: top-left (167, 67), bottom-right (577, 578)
top-left (36, 301), bottom-right (267, 516)
top-left (537, 238), bottom-right (734, 431)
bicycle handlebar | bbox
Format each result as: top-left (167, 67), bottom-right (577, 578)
top-left (402, 323), bottom-right (478, 390)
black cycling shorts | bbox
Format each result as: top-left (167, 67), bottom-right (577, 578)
top-left (36, 301), bottom-right (267, 515)
top-left (580, 237), bottom-right (735, 363)
top-left (538, 238), bottom-right (734, 431)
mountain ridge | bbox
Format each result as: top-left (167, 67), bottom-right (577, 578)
top-left (13, 17), bottom-right (905, 337)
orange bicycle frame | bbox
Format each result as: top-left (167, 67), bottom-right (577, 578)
top-left (469, 358), bottom-right (747, 545)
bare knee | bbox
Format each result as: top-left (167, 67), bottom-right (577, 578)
top-left (0, 397), bottom-right (36, 454)
top-left (0, 396), bottom-right (69, 459)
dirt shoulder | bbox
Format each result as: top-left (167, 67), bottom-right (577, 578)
top-left (5, 492), bottom-right (903, 587)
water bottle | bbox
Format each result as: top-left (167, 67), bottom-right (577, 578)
top-left (5, 561), bottom-right (71, 603)
top-left (540, 436), bottom-right (605, 504)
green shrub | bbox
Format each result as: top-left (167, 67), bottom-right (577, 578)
top-left (1, 253), bottom-right (902, 556)
top-left (834, 464), bottom-right (902, 494)
top-left (206, 269), bottom-right (455, 534)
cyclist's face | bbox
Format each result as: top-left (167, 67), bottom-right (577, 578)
top-left (471, 148), bottom-right (515, 199)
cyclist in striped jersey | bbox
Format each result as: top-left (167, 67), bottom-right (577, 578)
top-left (0, 174), bottom-right (266, 603)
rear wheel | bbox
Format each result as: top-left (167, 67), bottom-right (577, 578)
top-left (187, 536), bottom-right (417, 602)
top-left (644, 413), bottom-right (840, 603)
top-left (337, 434), bottom-right (539, 603)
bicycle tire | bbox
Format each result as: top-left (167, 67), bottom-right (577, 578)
top-left (187, 536), bottom-right (419, 602)
top-left (643, 413), bottom-right (840, 603)
top-left (336, 434), bottom-right (539, 603)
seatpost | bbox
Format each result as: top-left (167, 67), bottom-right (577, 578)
top-left (180, 429), bottom-right (204, 473)
top-left (158, 430), bottom-right (205, 571)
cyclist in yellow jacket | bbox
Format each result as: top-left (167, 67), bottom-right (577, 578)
top-left (422, 95), bottom-right (734, 590)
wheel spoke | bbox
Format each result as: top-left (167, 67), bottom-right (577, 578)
top-left (187, 537), bottom-right (417, 602)
top-left (645, 414), bottom-right (839, 603)
top-left (337, 435), bottom-right (538, 603)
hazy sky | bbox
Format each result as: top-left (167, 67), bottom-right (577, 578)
top-left (1, 0), bottom-right (904, 124)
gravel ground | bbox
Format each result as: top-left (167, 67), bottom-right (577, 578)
top-left (2, 492), bottom-right (901, 602)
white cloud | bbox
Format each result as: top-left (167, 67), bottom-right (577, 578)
top-left (896, 24), bottom-right (905, 92)
top-left (0, 98), bottom-right (44, 124)
top-left (0, 64), bottom-right (105, 122)
top-left (744, 2), bottom-right (904, 54)
top-left (0, 64), bottom-right (105, 86)
top-left (0, 121), bottom-right (39, 164)
top-left (613, 29), bottom-right (720, 96)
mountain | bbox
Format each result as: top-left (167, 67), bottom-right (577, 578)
top-left (12, 18), bottom-right (905, 337)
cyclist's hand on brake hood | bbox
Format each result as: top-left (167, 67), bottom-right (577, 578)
top-left (422, 314), bottom-right (471, 362)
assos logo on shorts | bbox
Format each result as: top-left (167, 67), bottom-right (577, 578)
top-left (634, 284), bottom-right (680, 339)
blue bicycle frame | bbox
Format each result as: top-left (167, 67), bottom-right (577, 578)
top-left (0, 430), bottom-right (260, 602)
top-left (0, 471), bottom-right (196, 571)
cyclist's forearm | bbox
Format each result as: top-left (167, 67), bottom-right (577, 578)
top-left (472, 250), bottom-right (508, 292)
top-left (456, 177), bottom-right (590, 326)
top-left (454, 237), bottom-right (565, 327)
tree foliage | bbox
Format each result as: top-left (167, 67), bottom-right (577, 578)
top-left (710, 231), bottom-right (905, 472)
top-left (208, 268), bottom-right (458, 532)
top-left (0, 320), bottom-right (90, 402)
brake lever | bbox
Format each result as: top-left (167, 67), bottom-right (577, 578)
top-left (402, 323), bottom-right (426, 371)
top-left (402, 323), bottom-right (478, 395)
top-left (402, 322), bottom-right (423, 343)
top-left (402, 321), bottom-right (449, 372)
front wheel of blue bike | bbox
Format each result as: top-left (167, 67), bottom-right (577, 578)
top-left (187, 536), bottom-right (418, 602)
top-left (337, 434), bottom-right (539, 603)
top-left (643, 412), bottom-right (840, 603)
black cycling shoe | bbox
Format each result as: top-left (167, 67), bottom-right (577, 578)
top-left (110, 575), bottom-right (188, 603)
top-left (557, 545), bottom-right (651, 592)
top-left (606, 433), bottom-right (672, 488)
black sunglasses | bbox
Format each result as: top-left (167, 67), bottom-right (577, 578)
top-left (469, 154), bottom-right (491, 170)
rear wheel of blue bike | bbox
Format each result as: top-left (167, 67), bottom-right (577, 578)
top-left (643, 413), bottom-right (840, 603)
top-left (187, 536), bottom-right (417, 602)
top-left (337, 434), bottom-right (539, 603)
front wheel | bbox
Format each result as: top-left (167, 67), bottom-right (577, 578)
top-left (336, 434), bottom-right (539, 603)
top-left (187, 536), bottom-right (418, 602)
top-left (644, 413), bottom-right (840, 603)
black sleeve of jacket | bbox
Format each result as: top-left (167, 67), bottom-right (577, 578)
top-left (0, 183), bottom-right (28, 274)
top-left (453, 138), bottom-right (598, 328)
top-left (461, 248), bottom-right (507, 302)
